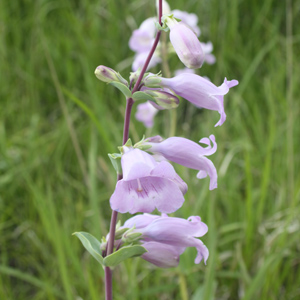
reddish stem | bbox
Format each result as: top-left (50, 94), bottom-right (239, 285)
top-left (104, 1), bottom-right (163, 299)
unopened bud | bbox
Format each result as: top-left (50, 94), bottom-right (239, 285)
top-left (144, 74), bottom-right (162, 88)
top-left (145, 90), bottom-right (179, 109)
top-left (122, 231), bottom-right (143, 243)
top-left (95, 65), bottom-right (128, 85)
top-left (164, 16), bottom-right (205, 69)
top-left (115, 227), bottom-right (129, 240)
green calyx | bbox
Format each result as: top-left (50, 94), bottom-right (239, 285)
top-left (134, 136), bottom-right (152, 151)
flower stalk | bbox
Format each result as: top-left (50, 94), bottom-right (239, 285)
top-left (104, 1), bottom-right (163, 299)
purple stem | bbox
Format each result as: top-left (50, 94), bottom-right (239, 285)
top-left (104, 1), bottom-right (163, 299)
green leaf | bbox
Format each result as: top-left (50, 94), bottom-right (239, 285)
top-left (109, 81), bottom-right (132, 98)
top-left (103, 245), bottom-right (147, 267)
top-left (132, 91), bottom-right (156, 102)
top-left (73, 232), bottom-right (104, 265)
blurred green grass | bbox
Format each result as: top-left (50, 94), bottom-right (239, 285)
top-left (1, 0), bottom-right (299, 299)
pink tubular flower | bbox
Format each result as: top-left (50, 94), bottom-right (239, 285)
top-left (144, 135), bottom-right (218, 190)
top-left (139, 215), bottom-right (209, 264)
top-left (172, 9), bottom-right (201, 37)
top-left (141, 242), bottom-right (181, 268)
top-left (123, 213), bottom-right (209, 266)
top-left (164, 15), bottom-right (204, 69)
top-left (123, 213), bottom-right (161, 229)
top-left (110, 148), bottom-right (187, 214)
top-left (158, 73), bottom-right (239, 126)
top-left (174, 68), bottom-right (196, 76)
top-left (135, 101), bottom-right (158, 128)
top-left (168, 21), bottom-right (204, 69)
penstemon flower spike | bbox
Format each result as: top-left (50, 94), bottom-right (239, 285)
top-left (73, 1), bottom-right (239, 299)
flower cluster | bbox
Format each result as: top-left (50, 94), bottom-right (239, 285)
top-left (91, 0), bottom-right (238, 270)
top-left (131, 2), bottom-right (217, 128)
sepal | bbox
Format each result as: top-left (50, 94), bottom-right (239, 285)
top-left (144, 74), bottom-right (163, 88)
top-left (155, 14), bottom-right (181, 32)
top-left (132, 91), bottom-right (156, 102)
top-left (134, 136), bottom-right (153, 151)
top-left (115, 227), bottom-right (129, 240)
top-left (118, 139), bottom-right (133, 154)
top-left (122, 231), bottom-right (143, 243)
top-left (146, 90), bottom-right (179, 109)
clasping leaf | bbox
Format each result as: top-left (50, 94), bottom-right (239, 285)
top-left (73, 232), bottom-right (104, 266)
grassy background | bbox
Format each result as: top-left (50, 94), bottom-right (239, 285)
top-left (1, 0), bottom-right (299, 299)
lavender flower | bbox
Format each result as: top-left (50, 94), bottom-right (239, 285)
top-left (129, 17), bottom-right (162, 71)
top-left (143, 135), bottom-right (218, 190)
top-left (135, 102), bottom-right (158, 128)
top-left (150, 73), bottom-right (239, 126)
top-left (141, 242), bottom-right (181, 268)
top-left (174, 68), bottom-right (196, 76)
top-left (164, 16), bottom-right (204, 69)
top-left (110, 148), bottom-right (187, 214)
top-left (172, 9), bottom-right (201, 37)
top-left (123, 213), bottom-right (209, 266)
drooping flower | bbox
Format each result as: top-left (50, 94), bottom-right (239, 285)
top-left (141, 241), bottom-right (181, 268)
top-left (172, 9), bottom-right (201, 37)
top-left (145, 73), bottom-right (238, 126)
top-left (164, 16), bottom-right (204, 69)
top-left (135, 102), bottom-right (158, 128)
top-left (123, 213), bottom-right (161, 229)
top-left (123, 213), bottom-right (209, 267)
top-left (143, 135), bottom-right (218, 190)
top-left (110, 148), bottom-right (187, 214)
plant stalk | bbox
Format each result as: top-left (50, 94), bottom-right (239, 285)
top-left (104, 1), bottom-right (163, 299)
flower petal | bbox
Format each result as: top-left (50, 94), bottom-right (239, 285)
top-left (121, 148), bottom-right (157, 180)
top-left (111, 176), bottom-right (185, 214)
top-left (141, 241), bottom-right (180, 268)
top-left (123, 213), bottom-right (160, 229)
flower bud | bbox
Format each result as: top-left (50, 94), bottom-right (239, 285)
top-left (122, 231), bottom-right (143, 243)
top-left (143, 74), bottom-right (162, 88)
top-left (164, 16), bottom-right (204, 69)
top-left (141, 241), bottom-right (180, 268)
top-left (94, 65), bottom-right (128, 85)
top-left (145, 90), bottom-right (179, 109)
